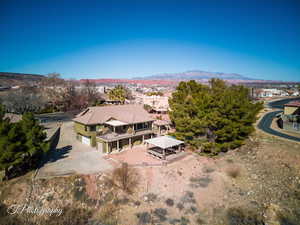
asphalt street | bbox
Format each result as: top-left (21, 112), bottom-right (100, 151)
top-left (257, 97), bottom-right (300, 142)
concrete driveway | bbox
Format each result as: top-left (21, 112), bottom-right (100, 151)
top-left (37, 122), bottom-right (112, 178)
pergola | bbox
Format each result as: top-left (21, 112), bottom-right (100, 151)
top-left (145, 136), bottom-right (184, 160)
top-left (154, 120), bottom-right (171, 135)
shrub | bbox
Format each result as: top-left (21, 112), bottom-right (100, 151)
top-left (136, 212), bottom-right (152, 224)
top-left (96, 203), bottom-right (119, 225)
top-left (202, 166), bottom-right (215, 173)
top-left (165, 198), bottom-right (174, 207)
top-left (226, 207), bottom-right (265, 225)
top-left (153, 208), bottom-right (168, 222)
top-left (189, 176), bottom-right (212, 188)
top-left (180, 191), bottom-right (196, 204)
top-left (144, 193), bottom-right (158, 202)
top-left (106, 163), bottom-right (139, 194)
top-left (226, 166), bottom-right (241, 178)
top-left (176, 203), bottom-right (184, 211)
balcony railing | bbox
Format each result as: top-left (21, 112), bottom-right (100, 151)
top-left (97, 129), bottom-right (154, 141)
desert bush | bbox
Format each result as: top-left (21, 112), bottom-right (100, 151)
top-left (196, 216), bottom-right (205, 224)
top-left (144, 193), bottom-right (157, 202)
top-left (276, 212), bottom-right (299, 225)
top-left (113, 197), bottom-right (130, 205)
top-left (106, 163), bottom-right (139, 194)
top-left (202, 166), bottom-right (215, 173)
top-left (226, 159), bottom-right (234, 163)
top-left (226, 207), bottom-right (265, 225)
top-left (165, 198), bottom-right (174, 207)
top-left (179, 216), bottom-right (190, 225)
top-left (188, 206), bottom-right (198, 214)
top-left (189, 176), bottom-right (212, 188)
top-left (73, 177), bottom-right (89, 202)
top-left (176, 203), bottom-right (184, 211)
top-left (226, 166), bottom-right (241, 178)
top-left (95, 203), bottom-right (119, 225)
top-left (153, 208), bottom-right (168, 222)
top-left (136, 212), bottom-right (152, 224)
top-left (180, 191), bottom-right (196, 204)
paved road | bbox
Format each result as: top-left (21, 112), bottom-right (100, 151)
top-left (257, 97), bottom-right (300, 142)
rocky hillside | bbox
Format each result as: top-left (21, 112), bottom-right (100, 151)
top-left (0, 72), bottom-right (45, 86)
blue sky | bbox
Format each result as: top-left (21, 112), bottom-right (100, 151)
top-left (0, 0), bottom-right (299, 81)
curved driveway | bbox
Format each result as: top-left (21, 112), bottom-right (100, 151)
top-left (257, 97), bottom-right (300, 142)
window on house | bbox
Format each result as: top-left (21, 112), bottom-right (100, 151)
top-left (89, 125), bottom-right (96, 131)
top-left (134, 123), bottom-right (149, 130)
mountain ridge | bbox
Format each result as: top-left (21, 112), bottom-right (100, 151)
top-left (133, 70), bottom-right (253, 80)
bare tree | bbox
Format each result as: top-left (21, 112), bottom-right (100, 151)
top-left (1, 88), bottom-right (46, 114)
top-left (81, 79), bottom-right (100, 106)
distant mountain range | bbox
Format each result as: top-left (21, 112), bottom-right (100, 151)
top-left (1, 71), bottom-right (298, 87)
top-left (134, 70), bottom-right (253, 80)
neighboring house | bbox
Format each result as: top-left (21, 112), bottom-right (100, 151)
top-left (258, 88), bottom-right (289, 98)
top-left (4, 113), bottom-right (22, 123)
top-left (136, 94), bottom-right (169, 113)
top-left (284, 101), bottom-right (300, 115)
top-left (279, 101), bottom-right (300, 133)
top-left (99, 93), bottom-right (122, 105)
top-left (73, 105), bottom-right (155, 153)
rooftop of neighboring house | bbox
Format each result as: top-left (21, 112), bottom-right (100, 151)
top-left (284, 101), bottom-right (300, 107)
top-left (73, 104), bottom-right (154, 125)
top-left (4, 113), bottom-right (22, 123)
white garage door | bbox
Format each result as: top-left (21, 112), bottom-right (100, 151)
top-left (82, 135), bottom-right (91, 146)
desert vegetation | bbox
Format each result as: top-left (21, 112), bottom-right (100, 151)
top-left (105, 163), bottom-right (139, 194)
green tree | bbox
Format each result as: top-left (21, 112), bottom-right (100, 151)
top-left (146, 91), bottom-right (164, 96)
top-left (108, 85), bottom-right (131, 104)
top-left (169, 79), bottom-right (262, 155)
top-left (0, 106), bottom-right (48, 179)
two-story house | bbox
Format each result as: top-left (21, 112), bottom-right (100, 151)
top-left (73, 105), bottom-right (155, 153)
top-left (279, 101), bottom-right (300, 133)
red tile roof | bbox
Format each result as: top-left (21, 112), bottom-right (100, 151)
top-left (284, 101), bottom-right (300, 107)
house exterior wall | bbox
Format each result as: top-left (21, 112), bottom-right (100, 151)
top-left (74, 122), bottom-right (97, 147)
top-left (283, 122), bottom-right (300, 133)
top-left (74, 121), bottom-right (154, 152)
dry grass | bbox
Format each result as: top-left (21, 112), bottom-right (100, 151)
top-left (96, 203), bottom-right (119, 225)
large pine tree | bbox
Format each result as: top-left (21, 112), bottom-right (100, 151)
top-left (0, 105), bottom-right (49, 179)
top-left (169, 79), bottom-right (262, 155)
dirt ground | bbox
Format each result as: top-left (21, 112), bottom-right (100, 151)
top-left (1, 131), bottom-right (300, 225)
top-left (105, 146), bottom-right (163, 166)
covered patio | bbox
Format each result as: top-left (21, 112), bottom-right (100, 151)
top-left (145, 136), bottom-right (184, 160)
